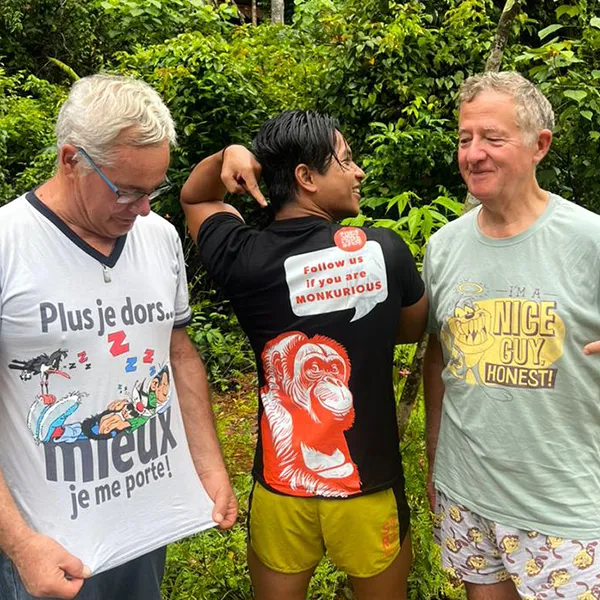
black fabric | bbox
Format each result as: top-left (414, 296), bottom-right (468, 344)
top-left (198, 212), bottom-right (424, 497)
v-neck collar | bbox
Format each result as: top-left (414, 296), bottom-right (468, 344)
top-left (26, 191), bottom-right (127, 268)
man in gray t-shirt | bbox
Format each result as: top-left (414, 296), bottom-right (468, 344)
top-left (423, 72), bottom-right (600, 599)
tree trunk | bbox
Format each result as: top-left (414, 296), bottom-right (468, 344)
top-left (395, 0), bottom-right (522, 436)
top-left (271, 0), bottom-right (284, 24)
top-left (252, 0), bottom-right (258, 26)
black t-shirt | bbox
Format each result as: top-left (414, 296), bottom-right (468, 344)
top-left (198, 213), bottom-right (424, 498)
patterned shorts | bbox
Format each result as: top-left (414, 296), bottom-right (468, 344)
top-left (434, 489), bottom-right (600, 599)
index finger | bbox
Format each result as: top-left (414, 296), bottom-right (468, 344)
top-left (583, 340), bottom-right (600, 355)
top-left (243, 179), bottom-right (267, 208)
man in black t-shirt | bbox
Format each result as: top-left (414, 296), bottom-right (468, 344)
top-left (181, 111), bottom-right (427, 600)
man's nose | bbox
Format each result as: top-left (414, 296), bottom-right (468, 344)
top-left (354, 163), bottom-right (365, 180)
top-left (465, 139), bottom-right (487, 164)
top-left (129, 195), bottom-right (151, 217)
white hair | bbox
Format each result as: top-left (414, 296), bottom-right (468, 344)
top-left (459, 71), bottom-right (555, 145)
top-left (56, 74), bottom-right (177, 167)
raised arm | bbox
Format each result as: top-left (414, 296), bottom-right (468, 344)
top-left (180, 145), bottom-right (266, 242)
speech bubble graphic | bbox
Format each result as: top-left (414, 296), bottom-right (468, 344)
top-left (285, 241), bottom-right (388, 322)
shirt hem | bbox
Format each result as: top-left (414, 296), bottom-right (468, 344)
top-left (90, 521), bottom-right (216, 575)
top-left (253, 472), bottom-right (404, 500)
top-left (435, 480), bottom-right (600, 540)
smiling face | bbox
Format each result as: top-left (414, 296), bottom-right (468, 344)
top-left (75, 141), bottom-right (170, 239)
top-left (457, 91), bottom-right (550, 205)
top-left (312, 131), bottom-right (365, 220)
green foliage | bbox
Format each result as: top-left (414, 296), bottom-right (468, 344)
top-left (99, 0), bottom-right (240, 49)
top-left (403, 399), bottom-right (465, 600)
top-left (2, 1), bottom-right (599, 596)
top-left (0, 68), bottom-right (64, 202)
top-left (187, 299), bottom-right (254, 392)
top-left (512, 0), bottom-right (600, 209)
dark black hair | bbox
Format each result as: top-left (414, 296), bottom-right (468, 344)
top-left (251, 110), bottom-right (341, 212)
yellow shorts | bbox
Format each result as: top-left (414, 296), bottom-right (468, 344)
top-left (248, 481), bottom-right (409, 578)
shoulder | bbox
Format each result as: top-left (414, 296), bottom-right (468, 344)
top-left (553, 194), bottom-right (600, 238)
top-left (0, 193), bottom-right (39, 236)
top-left (0, 193), bottom-right (34, 220)
top-left (133, 211), bottom-right (181, 243)
top-left (429, 211), bottom-right (473, 243)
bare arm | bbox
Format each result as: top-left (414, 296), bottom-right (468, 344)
top-left (170, 327), bottom-right (237, 529)
top-left (396, 293), bottom-right (428, 343)
top-left (0, 469), bottom-right (89, 598)
top-left (180, 146), bottom-right (265, 242)
top-left (422, 333), bottom-right (445, 510)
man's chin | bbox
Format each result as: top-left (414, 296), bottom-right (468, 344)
top-left (111, 218), bottom-right (137, 234)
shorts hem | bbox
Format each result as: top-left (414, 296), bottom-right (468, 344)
top-left (456, 573), bottom-right (507, 585)
top-left (250, 540), bottom-right (321, 575)
top-left (342, 547), bottom-right (401, 579)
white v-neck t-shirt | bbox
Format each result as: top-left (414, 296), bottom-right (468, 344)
top-left (0, 192), bottom-right (215, 573)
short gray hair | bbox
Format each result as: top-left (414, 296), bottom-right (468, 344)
top-left (56, 74), bottom-right (177, 167)
top-left (459, 72), bottom-right (555, 145)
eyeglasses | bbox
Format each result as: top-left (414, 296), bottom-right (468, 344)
top-left (76, 147), bottom-right (172, 205)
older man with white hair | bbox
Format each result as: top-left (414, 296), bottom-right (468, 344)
top-left (0, 74), bottom-right (236, 600)
top-left (424, 71), bottom-right (600, 599)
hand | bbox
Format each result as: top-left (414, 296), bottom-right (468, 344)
top-left (427, 467), bottom-right (436, 513)
top-left (10, 532), bottom-right (91, 599)
top-left (107, 399), bottom-right (128, 411)
top-left (99, 413), bottom-right (129, 434)
top-left (221, 145), bottom-right (267, 208)
top-left (583, 340), bottom-right (600, 355)
top-left (200, 469), bottom-right (238, 530)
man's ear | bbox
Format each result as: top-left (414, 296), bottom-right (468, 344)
top-left (59, 145), bottom-right (80, 178)
top-left (534, 129), bottom-right (552, 164)
top-left (295, 164), bottom-right (317, 193)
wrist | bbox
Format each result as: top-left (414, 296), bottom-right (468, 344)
top-left (3, 523), bottom-right (36, 561)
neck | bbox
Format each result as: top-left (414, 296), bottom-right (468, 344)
top-left (478, 182), bottom-right (549, 238)
top-left (36, 176), bottom-right (117, 255)
top-left (275, 197), bottom-right (334, 222)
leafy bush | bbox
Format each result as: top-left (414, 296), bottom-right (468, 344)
top-left (187, 298), bottom-right (254, 392)
top-left (0, 68), bottom-right (64, 203)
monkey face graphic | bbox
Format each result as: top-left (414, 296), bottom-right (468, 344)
top-left (259, 332), bottom-right (360, 497)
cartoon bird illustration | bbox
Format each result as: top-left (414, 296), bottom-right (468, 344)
top-left (9, 349), bottom-right (70, 405)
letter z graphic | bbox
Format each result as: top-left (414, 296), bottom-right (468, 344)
top-left (107, 331), bottom-right (130, 357)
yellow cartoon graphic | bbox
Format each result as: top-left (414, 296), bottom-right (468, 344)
top-left (543, 569), bottom-right (570, 598)
top-left (449, 505), bottom-right (463, 523)
top-left (467, 527), bottom-right (484, 547)
top-left (441, 285), bottom-right (565, 395)
top-left (573, 541), bottom-right (597, 570)
top-left (524, 548), bottom-right (548, 577)
top-left (500, 535), bottom-right (520, 564)
top-left (466, 554), bottom-right (487, 573)
top-left (441, 297), bottom-right (495, 386)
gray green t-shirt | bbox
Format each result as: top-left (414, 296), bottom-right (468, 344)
top-left (424, 193), bottom-right (600, 539)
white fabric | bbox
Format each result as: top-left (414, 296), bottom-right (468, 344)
top-left (0, 193), bottom-right (214, 574)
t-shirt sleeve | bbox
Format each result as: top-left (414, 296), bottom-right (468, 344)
top-left (197, 212), bottom-right (256, 293)
top-left (391, 234), bottom-right (425, 308)
top-left (173, 232), bottom-right (192, 329)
